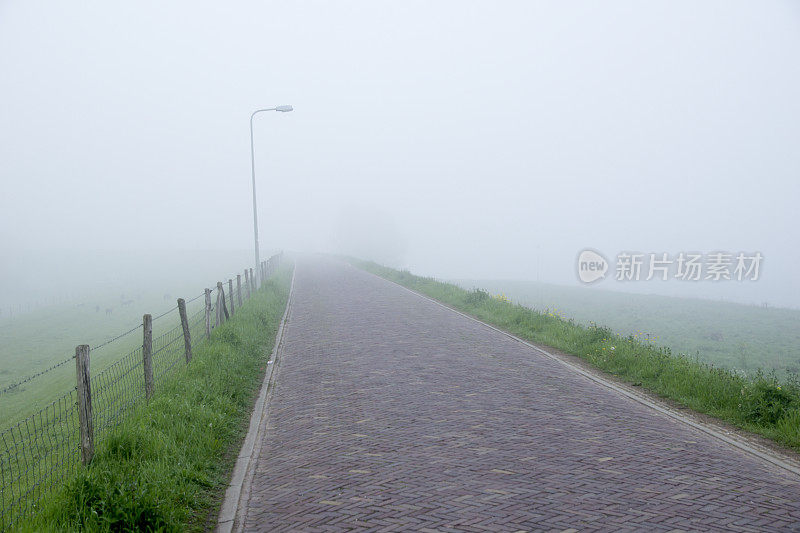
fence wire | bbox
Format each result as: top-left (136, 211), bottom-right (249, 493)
top-left (0, 254), bottom-right (282, 530)
top-left (91, 323), bottom-right (142, 351)
top-left (92, 347), bottom-right (146, 438)
top-left (0, 356), bottom-right (75, 397)
top-left (0, 389), bottom-right (79, 529)
top-left (152, 323), bottom-right (184, 384)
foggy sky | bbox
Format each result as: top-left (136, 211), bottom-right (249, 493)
top-left (1, 1), bottom-right (799, 307)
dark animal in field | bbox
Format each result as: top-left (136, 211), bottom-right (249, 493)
top-left (121, 300), bottom-right (134, 307)
top-left (105, 308), bottom-right (113, 316)
top-left (163, 293), bottom-right (171, 300)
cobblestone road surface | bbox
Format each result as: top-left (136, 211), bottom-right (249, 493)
top-left (241, 258), bottom-right (800, 532)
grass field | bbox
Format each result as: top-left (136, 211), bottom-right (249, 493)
top-left (353, 260), bottom-right (800, 452)
top-left (456, 279), bottom-right (800, 377)
top-left (0, 285), bottom-right (208, 428)
top-left (12, 265), bottom-right (292, 532)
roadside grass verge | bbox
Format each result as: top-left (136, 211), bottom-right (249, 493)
top-left (17, 266), bottom-right (292, 532)
top-left (351, 259), bottom-right (800, 452)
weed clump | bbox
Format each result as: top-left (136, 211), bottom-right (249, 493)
top-left (740, 378), bottom-right (798, 426)
top-left (464, 289), bottom-right (491, 305)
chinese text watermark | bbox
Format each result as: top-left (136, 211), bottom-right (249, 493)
top-left (577, 250), bottom-right (762, 284)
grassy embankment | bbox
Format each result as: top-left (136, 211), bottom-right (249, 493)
top-left (17, 266), bottom-right (292, 532)
top-left (353, 260), bottom-right (800, 451)
top-left (456, 278), bottom-right (800, 376)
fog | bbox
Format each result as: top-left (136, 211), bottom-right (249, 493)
top-left (2, 1), bottom-right (799, 309)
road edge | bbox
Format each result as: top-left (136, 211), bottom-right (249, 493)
top-left (217, 264), bottom-right (296, 533)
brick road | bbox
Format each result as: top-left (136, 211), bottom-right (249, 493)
top-left (240, 258), bottom-right (800, 532)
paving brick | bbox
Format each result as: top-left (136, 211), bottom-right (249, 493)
top-left (241, 258), bottom-right (800, 532)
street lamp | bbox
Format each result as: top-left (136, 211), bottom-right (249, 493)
top-left (250, 105), bottom-right (293, 288)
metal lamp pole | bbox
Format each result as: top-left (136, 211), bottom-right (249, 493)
top-left (250, 105), bottom-right (293, 288)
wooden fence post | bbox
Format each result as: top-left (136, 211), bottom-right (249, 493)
top-left (177, 298), bottom-right (192, 364)
top-left (244, 269), bottom-right (251, 299)
top-left (215, 283), bottom-right (223, 326)
top-left (228, 279), bottom-right (235, 316)
top-left (237, 274), bottom-right (243, 307)
top-left (204, 288), bottom-right (212, 338)
top-left (216, 282), bottom-right (229, 324)
top-left (142, 314), bottom-right (154, 400)
top-left (249, 268), bottom-right (255, 292)
top-left (75, 344), bottom-right (94, 465)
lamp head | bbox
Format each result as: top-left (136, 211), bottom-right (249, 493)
top-left (275, 105), bottom-right (293, 112)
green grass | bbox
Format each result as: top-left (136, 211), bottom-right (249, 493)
top-left (16, 266), bottom-right (292, 532)
top-left (352, 259), bottom-right (800, 452)
top-left (455, 278), bottom-right (800, 376)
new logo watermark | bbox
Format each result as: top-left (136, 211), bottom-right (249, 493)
top-left (577, 249), bottom-right (609, 283)
top-left (577, 250), bottom-right (762, 284)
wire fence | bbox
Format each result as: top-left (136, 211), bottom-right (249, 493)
top-left (0, 253), bottom-right (283, 530)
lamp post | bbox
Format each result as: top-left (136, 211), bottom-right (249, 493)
top-left (250, 105), bottom-right (293, 288)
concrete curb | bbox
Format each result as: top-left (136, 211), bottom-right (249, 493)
top-left (353, 263), bottom-right (800, 479)
top-left (217, 265), bottom-right (296, 533)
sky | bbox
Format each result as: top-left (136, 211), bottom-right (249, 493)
top-left (1, 1), bottom-right (799, 307)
